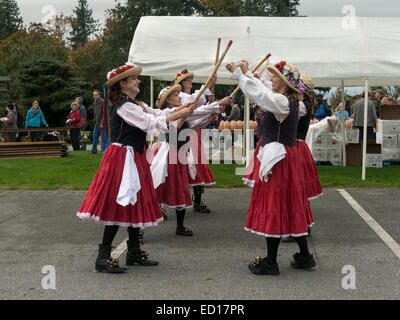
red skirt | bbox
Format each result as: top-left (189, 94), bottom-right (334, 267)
top-left (245, 145), bottom-right (314, 238)
top-left (295, 140), bottom-right (323, 200)
top-left (188, 128), bottom-right (215, 186)
top-left (243, 137), bottom-right (262, 187)
top-left (77, 144), bottom-right (163, 227)
top-left (156, 146), bottom-right (192, 209)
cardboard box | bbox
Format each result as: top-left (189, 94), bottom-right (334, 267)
top-left (377, 119), bottom-right (400, 135)
top-left (382, 135), bottom-right (398, 149)
top-left (327, 147), bottom-right (342, 164)
top-left (346, 142), bottom-right (382, 166)
top-left (382, 149), bottom-right (400, 161)
top-left (312, 148), bottom-right (327, 162)
top-left (312, 133), bottom-right (328, 148)
top-left (366, 154), bottom-right (382, 168)
top-left (346, 129), bottom-right (359, 143)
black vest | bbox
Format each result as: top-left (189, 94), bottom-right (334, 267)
top-left (261, 98), bottom-right (299, 148)
top-left (297, 98), bottom-right (312, 141)
top-left (165, 121), bottom-right (190, 150)
top-left (110, 97), bottom-right (147, 154)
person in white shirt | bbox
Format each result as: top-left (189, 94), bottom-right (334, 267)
top-left (77, 61), bottom-right (194, 273)
top-left (226, 59), bottom-right (316, 276)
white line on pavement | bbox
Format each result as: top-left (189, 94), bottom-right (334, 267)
top-left (337, 189), bottom-right (400, 260)
top-left (111, 237), bottom-right (128, 259)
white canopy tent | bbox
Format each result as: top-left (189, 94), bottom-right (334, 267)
top-left (129, 16), bottom-right (400, 179)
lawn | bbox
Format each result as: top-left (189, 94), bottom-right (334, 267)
top-left (0, 151), bottom-right (399, 190)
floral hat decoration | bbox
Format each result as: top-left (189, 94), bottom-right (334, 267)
top-left (156, 84), bottom-right (182, 109)
top-left (106, 60), bottom-right (142, 88)
top-left (174, 69), bottom-right (194, 85)
top-left (267, 61), bottom-right (305, 94)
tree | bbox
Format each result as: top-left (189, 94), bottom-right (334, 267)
top-left (69, 0), bottom-right (99, 49)
top-left (267, 0), bottom-right (300, 16)
top-left (0, 0), bottom-right (23, 40)
top-left (18, 58), bottom-right (92, 127)
top-left (199, 0), bottom-right (243, 16)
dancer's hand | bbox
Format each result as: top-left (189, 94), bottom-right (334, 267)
top-left (225, 61), bottom-right (236, 73)
top-left (239, 60), bottom-right (249, 74)
top-left (218, 95), bottom-right (234, 106)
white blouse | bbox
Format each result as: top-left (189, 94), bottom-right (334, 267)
top-left (169, 102), bottom-right (220, 129)
top-left (116, 102), bottom-right (169, 135)
top-left (179, 86), bottom-right (211, 107)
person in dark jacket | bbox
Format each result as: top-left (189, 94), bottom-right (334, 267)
top-left (91, 90), bottom-right (105, 154)
top-left (3, 104), bottom-right (17, 142)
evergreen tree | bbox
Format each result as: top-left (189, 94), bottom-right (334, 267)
top-left (0, 0), bottom-right (23, 40)
top-left (18, 58), bottom-right (92, 126)
top-left (69, 0), bottom-right (99, 49)
top-left (267, 0), bottom-right (300, 16)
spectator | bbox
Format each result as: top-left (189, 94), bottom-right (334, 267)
top-left (14, 103), bottom-right (24, 142)
top-left (314, 98), bottom-right (326, 121)
top-left (335, 103), bottom-right (349, 120)
top-left (374, 90), bottom-right (384, 117)
top-left (397, 97), bottom-right (400, 105)
top-left (380, 96), bottom-right (390, 106)
top-left (3, 103), bottom-right (17, 142)
top-left (91, 90), bottom-right (105, 154)
top-left (352, 91), bottom-right (377, 141)
top-left (75, 97), bottom-right (87, 150)
top-left (66, 102), bottom-right (82, 151)
top-left (25, 101), bottom-right (48, 142)
top-left (227, 102), bottom-right (241, 121)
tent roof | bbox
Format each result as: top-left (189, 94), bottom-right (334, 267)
top-left (129, 16), bottom-right (400, 87)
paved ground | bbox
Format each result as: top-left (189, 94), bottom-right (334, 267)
top-left (0, 188), bottom-right (399, 300)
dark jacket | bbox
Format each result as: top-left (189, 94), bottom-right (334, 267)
top-left (93, 98), bottom-right (104, 129)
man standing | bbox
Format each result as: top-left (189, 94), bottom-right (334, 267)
top-left (91, 90), bottom-right (105, 154)
top-left (374, 90), bottom-right (383, 117)
top-left (352, 91), bottom-right (377, 141)
top-left (75, 97), bottom-right (87, 150)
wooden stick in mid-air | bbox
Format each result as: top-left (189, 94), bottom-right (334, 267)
top-left (178, 40), bottom-right (233, 129)
top-left (211, 38), bottom-right (221, 95)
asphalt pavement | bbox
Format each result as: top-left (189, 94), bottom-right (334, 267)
top-left (0, 188), bottom-right (399, 300)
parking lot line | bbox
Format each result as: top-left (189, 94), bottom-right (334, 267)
top-left (337, 189), bottom-right (400, 260)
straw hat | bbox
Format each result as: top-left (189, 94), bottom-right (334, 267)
top-left (174, 69), bottom-right (194, 85)
top-left (267, 61), bottom-right (305, 94)
top-left (300, 74), bottom-right (315, 90)
top-left (156, 84), bottom-right (182, 109)
top-left (106, 60), bottom-right (142, 88)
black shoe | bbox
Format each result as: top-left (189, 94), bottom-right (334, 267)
top-left (95, 244), bottom-right (127, 273)
top-left (307, 227), bottom-right (311, 237)
top-left (126, 240), bottom-right (158, 266)
top-left (248, 256), bottom-right (279, 276)
top-left (176, 226), bottom-right (194, 236)
top-left (291, 253), bottom-right (317, 270)
top-left (194, 201), bottom-right (211, 213)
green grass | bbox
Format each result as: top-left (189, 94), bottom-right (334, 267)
top-left (0, 152), bottom-right (399, 189)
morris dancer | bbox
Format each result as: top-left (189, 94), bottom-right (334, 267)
top-left (76, 61), bottom-right (193, 273)
top-left (174, 69), bottom-right (217, 213)
top-left (151, 84), bottom-right (232, 236)
top-left (226, 60), bottom-right (316, 276)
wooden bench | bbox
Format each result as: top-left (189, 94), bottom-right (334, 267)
top-left (0, 141), bottom-right (68, 159)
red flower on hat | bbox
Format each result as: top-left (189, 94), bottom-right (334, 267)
top-left (274, 61), bottom-right (287, 73)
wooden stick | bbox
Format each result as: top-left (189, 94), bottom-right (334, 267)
top-left (230, 53), bottom-right (271, 97)
top-left (211, 38), bottom-right (221, 95)
top-left (178, 40), bottom-right (233, 128)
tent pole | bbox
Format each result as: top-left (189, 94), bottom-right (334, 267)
top-left (362, 79), bottom-right (369, 180)
top-left (341, 80), bottom-right (347, 166)
top-left (244, 97), bottom-right (250, 165)
top-left (150, 76), bottom-right (154, 108)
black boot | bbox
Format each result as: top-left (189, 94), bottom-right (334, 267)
top-left (193, 186), bottom-right (211, 213)
top-left (95, 244), bottom-right (127, 273)
top-left (126, 240), bottom-right (159, 266)
top-left (248, 256), bottom-right (280, 276)
top-left (291, 253), bottom-right (317, 270)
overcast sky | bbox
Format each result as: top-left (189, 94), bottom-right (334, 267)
top-left (16, 0), bottom-right (400, 26)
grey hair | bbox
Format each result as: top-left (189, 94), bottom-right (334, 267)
top-left (75, 97), bottom-right (82, 103)
top-left (71, 102), bottom-right (79, 108)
